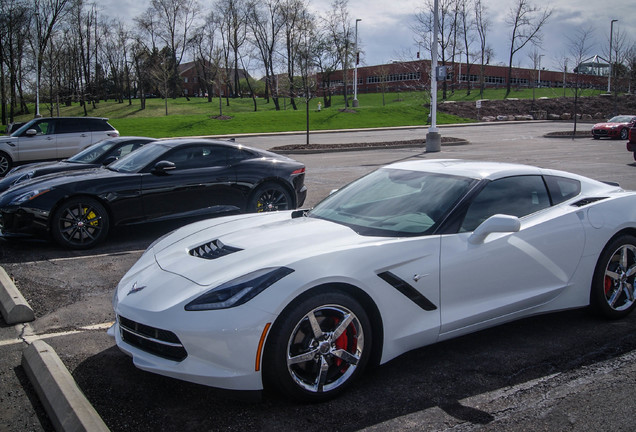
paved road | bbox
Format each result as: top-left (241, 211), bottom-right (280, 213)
top-left (1, 121), bottom-right (636, 431)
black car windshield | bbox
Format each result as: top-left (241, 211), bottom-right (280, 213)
top-left (308, 168), bottom-right (475, 237)
top-left (108, 144), bottom-right (169, 173)
top-left (66, 139), bottom-right (118, 164)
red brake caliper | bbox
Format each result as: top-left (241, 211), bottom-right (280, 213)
top-left (604, 276), bottom-right (613, 296)
top-left (334, 318), bottom-right (354, 370)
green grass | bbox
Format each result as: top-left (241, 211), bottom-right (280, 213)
top-left (6, 87), bottom-right (602, 138)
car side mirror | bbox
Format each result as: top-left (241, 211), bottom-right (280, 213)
top-left (152, 160), bottom-right (176, 174)
top-left (468, 214), bottom-right (521, 245)
top-left (25, 129), bottom-right (37, 137)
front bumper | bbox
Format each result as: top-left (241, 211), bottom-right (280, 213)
top-left (592, 128), bottom-right (619, 138)
top-left (0, 206), bottom-right (50, 238)
top-left (111, 259), bottom-right (277, 391)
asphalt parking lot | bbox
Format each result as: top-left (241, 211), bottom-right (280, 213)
top-left (1, 121), bottom-right (636, 431)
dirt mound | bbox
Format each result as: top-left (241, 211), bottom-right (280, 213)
top-left (439, 94), bottom-right (636, 121)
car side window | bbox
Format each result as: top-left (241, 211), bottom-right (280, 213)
top-left (57, 119), bottom-right (86, 134)
top-left (544, 175), bottom-right (581, 205)
top-left (26, 120), bottom-right (55, 136)
top-left (164, 146), bottom-right (227, 170)
top-left (88, 119), bottom-right (114, 131)
top-left (460, 175), bottom-right (550, 232)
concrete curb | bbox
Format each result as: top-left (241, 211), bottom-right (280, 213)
top-left (0, 265), bottom-right (34, 324)
top-left (22, 340), bottom-right (110, 432)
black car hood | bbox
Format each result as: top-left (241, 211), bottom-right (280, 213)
top-left (3, 166), bottom-right (126, 197)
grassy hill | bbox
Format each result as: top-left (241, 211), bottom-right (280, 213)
top-left (6, 87), bottom-right (605, 138)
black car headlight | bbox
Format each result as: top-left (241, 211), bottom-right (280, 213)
top-left (185, 267), bottom-right (294, 311)
top-left (10, 189), bottom-right (50, 205)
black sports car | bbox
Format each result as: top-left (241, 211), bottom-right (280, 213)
top-left (0, 136), bottom-right (156, 193)
top-left (0, 138), bottom-right (307, 249)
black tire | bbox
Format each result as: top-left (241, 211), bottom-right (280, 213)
top-left (593, 135), bottom-right (600, 140)
top-left (620, 128), bottom-right (629, 140)
top-left (590, 234), bottom-right (636, 319)
top-left (0, 152), bottom-right (12, 177)
top-left (633, 152), bottom-right (636, 162)
top-left (263, 290), bottom-right (372, 402)
top-left (248, 182), bottom-right (292, 213)
top-left (51, 197), bottom-right (110, 249)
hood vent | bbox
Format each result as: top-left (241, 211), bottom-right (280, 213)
top-left (571, 197), bottom-right (608, 208)
top-left (189, 239), bottom-right (242, 260)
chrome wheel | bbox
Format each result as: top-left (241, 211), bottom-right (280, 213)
top-left (620, 128), bottom-right (629, 140)
top-left (603, 244), bottom-right (636, 312)
top-left (264, 290), bottom-right (372, 401)
top-left (52, 198), bottom-right (109, 249)
top-left (286, 304), bottom-right (364, 394)
top-left (592, 235), bottom-right (636, 319)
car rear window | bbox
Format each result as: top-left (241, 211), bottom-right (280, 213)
top-left (88, 119), bottom-right (115, 131)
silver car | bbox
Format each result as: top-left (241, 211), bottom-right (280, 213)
top-left (0, 117), bottom-right (119, 176)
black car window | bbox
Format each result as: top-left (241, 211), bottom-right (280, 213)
top-left (27, 119), bottom-right (55, 136)
top-left (88, 118), bottom-right (115, 131)
top-left (544, 175), bottom-right (581, 205)
top-left (164, 145), bottom-right (228, 170)
top-left (226, 147), bottom-right (254, 164)
top-left (56, 118), bottom-right (88, 134)
top-left (460, 175), bottom-right (550, 232)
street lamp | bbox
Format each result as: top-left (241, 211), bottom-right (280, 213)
top-left (607, 19), bottom-right (617, 93)
top-left (34, 3), bottom-right (41, 118)
top-left (352, 18), bottom-right (361, 108)
top-left (537, 54), bottom-right (544, 87)
top-left (426, 0), bottom-right (441, 152)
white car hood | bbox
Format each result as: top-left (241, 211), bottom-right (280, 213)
top-left (153, 212), bottom-right (373, 287)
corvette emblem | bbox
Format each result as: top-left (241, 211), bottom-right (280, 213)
top-left (127, 281), bottom-right (146, 296)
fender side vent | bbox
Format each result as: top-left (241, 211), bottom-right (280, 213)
top-left (190, 239), bottom-right (242, 259)
top-left (378, 271), bottom-right (437, 311)
top-left (571, 197), bottom-right (608, 207)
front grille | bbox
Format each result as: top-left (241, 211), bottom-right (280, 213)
top-left (593, 130), bottom-right (608, 136)
top-left (118, 315), bottom-right (187, 361)
top-left (189, 239), bottom-right (242, 260)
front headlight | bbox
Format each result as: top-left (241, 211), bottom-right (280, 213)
top-left (185, 267), bottom-right (294, 311)
top-left (10, 189), bottom-right (50, 205)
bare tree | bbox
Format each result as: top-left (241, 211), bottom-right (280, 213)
top-left (324, 0), bottom-right (354, 107)
top-left (473, 0), bottom-right (489, 98)
top-left (504, 0), bottom-right (551, 98)
top-left (146, 0), bottom-right (200, 97)
top-left (191, 12), bottom-right (222, 102)
top-left (246, 0), bottom-right (283, 109)
top-left (567, 26), bottom-right (594, 136)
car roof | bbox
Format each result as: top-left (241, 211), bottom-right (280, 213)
top-left (388, 159), bottom-right (565, 181)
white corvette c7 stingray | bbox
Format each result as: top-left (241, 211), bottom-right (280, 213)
top-left (110, 159), bottom-right (636, 401)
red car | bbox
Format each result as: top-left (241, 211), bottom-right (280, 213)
top-left (627, 126), bottom-right (636, 161)
top-left (592, 115), bottom-right (636, 140)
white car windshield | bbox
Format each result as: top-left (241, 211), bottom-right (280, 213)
top-left (308, 168), bottom-right (476, 237)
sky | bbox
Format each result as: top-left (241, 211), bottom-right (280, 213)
top-left (101, 0), bottom-right (635, 74)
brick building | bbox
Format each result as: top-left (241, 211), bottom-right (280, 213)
top-left (317, 60), bottom-right (613, 97)
top-left (178, 61), bottom-right (251, 97)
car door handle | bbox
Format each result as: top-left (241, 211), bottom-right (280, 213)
top-left (47, 136), bottom-right (54, 140)
top-left (80, 133), bottom-right (87, 137)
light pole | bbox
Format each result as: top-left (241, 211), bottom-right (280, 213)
top-left (537, 54), bottom-right (544, 87)
top-left (34, 3), bottom-right (41, 118)
top-left (426, 0), bottom-right (441, 152)
top-left (352, 18), bottom-right (361, 108)
top-left (607, 19), bottom-right (617, 93)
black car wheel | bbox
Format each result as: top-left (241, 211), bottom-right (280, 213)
top-left (263, 290), bottom-right (372, 402)
top-left (51, 197), bottom-right (110, 249)
top-left (249, 183), bottom-right (292, 213)
top-left (0, 152), bottom-right (12, 177)
top-left (591, 234), bottom-right (636, 319)
top-left (593, 135), bottom-right (600, 140)
top-left (620, 128), bottom-right (629, 140)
